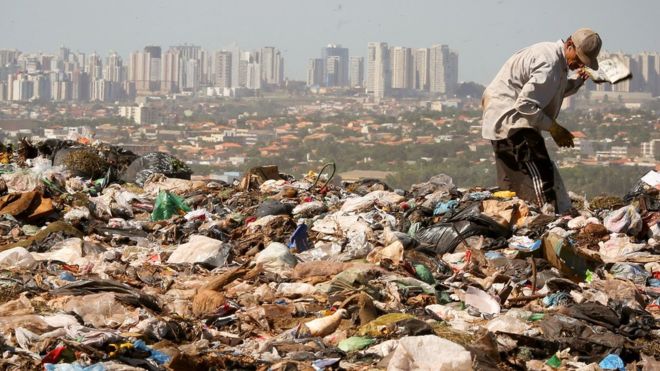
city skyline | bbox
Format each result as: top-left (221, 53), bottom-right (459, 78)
top-left (3, 41), bottom-right (660, 104)
top-left (2, 0), bottom-right (660, 84)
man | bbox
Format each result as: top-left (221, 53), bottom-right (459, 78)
top-left (482, 28), bottom-right (602, 212)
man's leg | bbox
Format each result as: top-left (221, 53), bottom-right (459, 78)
top-left (492, 129), bottom-right (556, 208)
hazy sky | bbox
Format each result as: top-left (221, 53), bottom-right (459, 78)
top-left (2, 0), bottom-right (659, 84)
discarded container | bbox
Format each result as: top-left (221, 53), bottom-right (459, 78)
top-left (464, 286), bottom-right (500, 315)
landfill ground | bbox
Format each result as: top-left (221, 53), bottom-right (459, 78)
top-left (0, 139), bottom-right (658, 371)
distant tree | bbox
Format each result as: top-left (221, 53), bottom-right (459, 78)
top-left (455, 82), bottom-right (486, 99)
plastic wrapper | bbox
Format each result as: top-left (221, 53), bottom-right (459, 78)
top-left (56, 292), bottom-right (138, 329)
top-left (151, 191), bottom-right (190, 221)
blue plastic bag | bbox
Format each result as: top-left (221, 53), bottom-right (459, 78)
top-left (599, 354), bottom-right (625, 371)
top-left (288, 223), bottom-right (311, 252)
top-left (433, 200), bottom-right (458, 216)
top-left (133, 340), bottom-right (171, 365)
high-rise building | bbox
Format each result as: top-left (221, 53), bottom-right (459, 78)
top-left (91, 79), bottom-right (111, 101)
top-left (7, 74), bottom-right (15, 101)
top-left (11, 74), bottom-right (33, 101)
top-left (260, 47), bottom-right (284, 86)
top-left (390, 46), bottom-right (413, 89)
top-left (0, 49), bottom-right (20, 67)
top-left (228, 44), bottom-right (241, 88)
top-left (274, 52), bottom-right (284, 86)
top-left (32, 74), bottom-right (51, 101)
top-left (237, 51), bottom-right (261, 89)
top-left (214, 51), bottom-right (232, 88)
top-left (160, 49), bottom-right (181, 93)
top-left (39, 55), bottom-right (54, 72)
top-left (200, 49), bottom-right (211, 87)
top-left (170, 44), bottom-right (201, 61)
top-left (129, 51), bottom-right (152, 92)
top-left (71, 69), bottom-right (90, 101)
top-left (306, 58), bottom-right (324, 87)
top-left (58, 46), bottom-right (70, 62)
top-left (86, 53), bottom-right (103, 81)
top-left (429, 44), bottom-right (457, 95)
top-left (447, 50), bottom-right (459, 94)
top-left (349, 56), bottom-right (364, 88)
top-left (637, 52), bottom-right (658, 95)
top-left (367, 42), bottom-right (390, 100)
top-left (143, 46), bottom-right (161, 59)
top-left (104, 52), bottom-right (123, 82)
top-left (321, 44), bottom-right (349, 87)
top-left (184, 59), bottom-right (200, 91)
top-left (655, 52), bottom-right (660, 96)
top-left (51, 80), bottom-right (72, 101)
top-left (325, 56), bottom-right (341, 87)
top-left (413, 48), bottom-right (430, 91)
top-left (246, 61), bottom-right (261, 90)
top-left (144, 46), bottom-right (161, 88)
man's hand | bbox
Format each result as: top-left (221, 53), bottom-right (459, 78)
top-left (550, 121), bottom-right (574, 148)
top-left (577, 67), bottom-right (590, 80)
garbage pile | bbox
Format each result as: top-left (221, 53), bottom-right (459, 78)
top-left (0, 139), bottom-right (658, 371)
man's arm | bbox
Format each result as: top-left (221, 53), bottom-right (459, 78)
top-left (513, 60), bottom-right (561, 132)
top-left (564, 69), bottom-right (589, 97)
top-left (564, 78), bottom-right (584, 97)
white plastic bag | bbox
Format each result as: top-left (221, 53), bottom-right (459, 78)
top-left (255, 242), bottom-right (297, 273)
top-left (387, 335), bottom-right (473, 371)
top-left (0, 247), bottom-right (36, 268)
top-left (167, 235), bottom-right (230, 267)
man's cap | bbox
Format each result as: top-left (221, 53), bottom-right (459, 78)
top-left (571, 28), bottom-right (602, 70)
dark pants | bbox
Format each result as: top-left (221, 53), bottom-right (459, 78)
top-left (491, 129), bottom-right (556, 208)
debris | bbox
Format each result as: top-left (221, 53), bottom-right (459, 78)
top-left (0, 150), bottom-right (655, 370)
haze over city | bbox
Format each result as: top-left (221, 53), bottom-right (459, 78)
top-left (2, 0), bottom-right (660, 83)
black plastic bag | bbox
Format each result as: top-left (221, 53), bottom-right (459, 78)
top-left (121, 152), bottom-right (192, 186)
top-left (415, 203), bottom-right (511, 255)
top-left (255, 200), bottom-right (294, 218)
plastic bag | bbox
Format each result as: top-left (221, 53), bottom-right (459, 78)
top-left (338, 336), bottom-right (376, 352)
top-left (167, 235), bottom-right (230, 267)
top-left (121, 152), bottom-right (192, 187)
top-left (604, 205), bottom-right (642, 236)
top-left (0, 246), bottom-right (36, 268)
top-left (151, 191), bottom-right (190, 221)
top-left (255, 242), bottom-right (298, 273)
top-left (433, 200), bottom-right (458, 216)
top-left (288, 223), bottom-right (311, 252)
top-left (386, 335), bottom-right (472, 371)
top-left (416, 203), bottom-right (510, 255)
top-left (255, 199), bottom-right (293, 218)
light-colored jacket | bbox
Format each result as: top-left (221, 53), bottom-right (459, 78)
top-left (481, 40), bottom-right (584, 140)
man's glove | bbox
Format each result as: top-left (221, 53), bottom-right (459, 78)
top-left (549, 121), bottom-right (574, 148)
